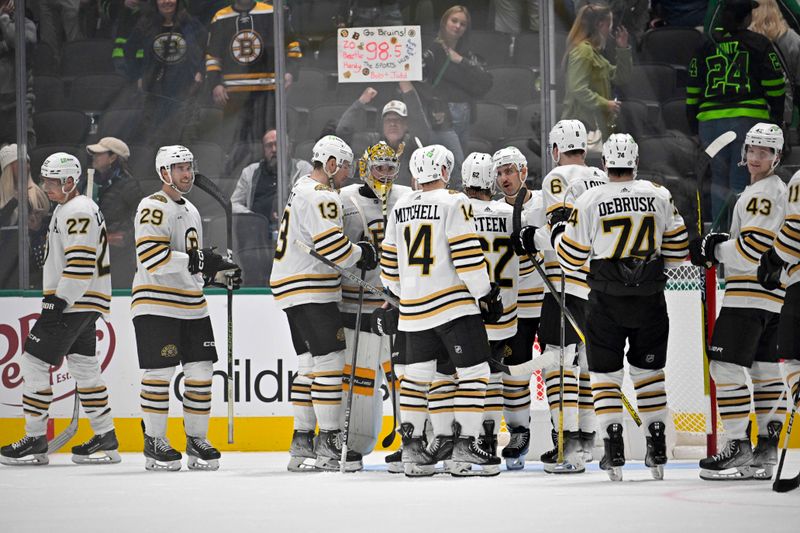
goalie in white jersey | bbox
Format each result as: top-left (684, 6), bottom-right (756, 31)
top-left (132, 146), bottom-right (241, 472)
top-left (270, 135), bottom-right (378, 473)
top-left (691, 123), bottom-right (788, 480)
top-left (1, 153), bottom-right (117, 466)
top-left (381, 144), bottom-right (504, 477)
top-left (523, 134), bottom-right (689, 481)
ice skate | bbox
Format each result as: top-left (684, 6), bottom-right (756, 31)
top-left (186, 436), bottom-right (221, 471)
top-left (699, 438), bottom-right (754, 480)
top-left (645, 422), bottom-right (667, 480)
top-left (385, 448), bottom-right (403, 474)
top-left (314, 429), bottom-right (363, 472)
top-left (752, 421), bottom-right (782, 480)
top-left (502, 425), bottom-right (530, 471)
top-left (0, 435), bottom-right (48, 466)
top-left (71, 429), bottom-right (121, 464)
top-left (142, 421), bottom-right (181, 471)
top-left (450, 436), bottom-right (501, 477)
top-left (579, 430), bottom-right (596, 463)
top-left (427, 434), bottom-right (454, 474)
top-left (288, 430), bottom-right (317, 472)
top-left (541, 430), bottom-right (585, 474)
top-left (599, 423), bottom-right (624, 481)
top-left (399, 423), bottom-right (436, 477)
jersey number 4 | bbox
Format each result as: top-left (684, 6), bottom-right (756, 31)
top-left (403, 224), bottom-right (434, 275)
top-left (602, 215), bottom-right (655, 259)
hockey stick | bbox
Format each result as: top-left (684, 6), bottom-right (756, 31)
top-left (86, 168), bottom-right (95, 201)
top-left (511, 188), bottom-right (643, 426)
top-left (47, 388), bottom-right (80, 454)
top-left (381, 334), bottom-right (398, 448)
top-left (294, 239), bottom-right (400, 307)
top-left (193, 173), bottom-right (236, 444)
top-left (341, 265), bottom-right (367, 473)
top-left (557, 273), bottom-right (566, 463)
top-left (773, 388), bottom-right (800, 493)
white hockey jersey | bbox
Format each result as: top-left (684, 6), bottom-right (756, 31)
top-left (470, 198), bottom-right (534, 340)
top-left (716, 174), bottom-right (786, 313)
top-left (131, 191), bottom-right (207, 319)
top-left (775, 171), bottom-right (800, 288)
top-left (537, 164), bottom-right (608, 299)
top-left (515, 190), bottom-right (544, 318)
top-left (381, 188), bottom-right (491, 332)
top-left (340, 183), bottom-right (412, 315)
top-left (270, 175), bottom-right (363, 310)
top-left (555, 179), bottom-right (689, 277)
top-left (43, 195), bottom-right (112, 315)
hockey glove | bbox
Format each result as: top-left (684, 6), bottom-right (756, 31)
top-left (204, 266), bottom-right (243, 290)
top-left (355, 240), bottom-right (379, 271)
top-left (547, 206), bottom-right (572, 227)
top-left (39, 294), bottom-right (67, 328)
top-left (689, 233), bottom-right (729, 268)
top-left (478, 283), bottom-right (504, 324)
top-left (188, 247), bottom-right (238, 277)
top-left (512, 225), bottom-right (538, 256)
top-left (757, 247), bottom-right (785, 291)
top-left (371, 306), bottom-right (399, 336)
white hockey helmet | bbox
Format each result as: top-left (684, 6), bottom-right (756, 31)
top-left (492, 146), bottom-right (527, 174)
top-left (461, 152), bottom-right (495, 192)
top-left (741, 122), bottom-right (783, 171)
top-left (602, 133), bottom-right (639, 170)
top-left (155, 145), bottom-right (195, 193)
top-left (41, 152), bottom-right (81, 193)
top-left (549, 119), bottom-right (587, 163)
top-left (411, 144), bottom-right (454, 185)
top-left (312, 135), bottom-right (354, 170)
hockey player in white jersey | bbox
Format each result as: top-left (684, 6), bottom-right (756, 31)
top-left (133, 145), bottom-right (241, 472)
top-left (691, 123), bottom-right (788, 480)
top-left (270, 135), bottom-right (378, 472)
top-left (492, 146), bottom-right (543, 470)
top-left (1, 153), bottom-right (118, 466)
top-left (381, 145), bottom-right (504, 477)
top-left (530, 120), bottom-right (608, 473)
top-left (339, 141), bottom-right (410, 468)
top-left (522, 134), bottom-right (689, 481)
top-left (462, 152), bottom-right (534, 467)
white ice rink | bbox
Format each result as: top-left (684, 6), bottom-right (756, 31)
top-left (1, 452), bottom-right (798, 533)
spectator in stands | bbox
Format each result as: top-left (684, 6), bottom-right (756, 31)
top-left (231, 128), bottom-right (312, 234)
top-left (336, 1), bottom-right (404, 27)
top-left (652, 0), bottom-right (709, 29)
top-left (206, 0), bottom-right (302, 151)
top-left (494, 1), bottom-right (538, 35)
top-left (0, 144), bottom-right (50, 288)
top-left (111, 0), bottom-right (146, 76)
top-left (421, 5), bottom-right (493, 173)
top-left (572, 0), bottom-right (649, 46)
top-left (750, 0), bottom-right (800, 128)
top-left (336, 81), bottom-right (432, 187)
top-left (38, 0), bottom-right (83, 57)
top-left (687, 0), bottom-right (785, 220)
top-left (0, 1), bottom-right (35, 146)
top-left (561, 3), bottom-right (631, 141)
top-left (86, 137), bottom-right (142, 288)
top-left (125, 0), bottom-right (207, 143)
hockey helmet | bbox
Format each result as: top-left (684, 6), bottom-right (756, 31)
top-left (312, 135), bottom-right (354, 175)
top-left (155, 145), bottom-right (195, 193)
top-left (602, 134), bottom-right (639, 170)
top-left (492, 146), bottom-right (527, 195)
top-left (549, 120), bottom-right (588, 163)
top-left (41, 152), bottom-right (81, 194)
top-left (741, 122), bottom-right (783, 172)
top-left (358, 141), bottom-right (401, 199)
top-left (411, 144), bottom-right (454, 185)
top-left (461, 152), bottom-right (495, 192)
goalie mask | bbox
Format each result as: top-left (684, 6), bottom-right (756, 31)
top-left (461, 152), bottom-right (495, 192)
top-left (740, 122), bottom-right (783, 173)
top-left (155, 145), bottom-right (196, 194)
top-left (358, 141), bottom-right (402, 200)
top-left (41, 152), bottom-right (81, 195)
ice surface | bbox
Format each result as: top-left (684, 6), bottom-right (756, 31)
top-left (1, 453), bottom-right (798, 533)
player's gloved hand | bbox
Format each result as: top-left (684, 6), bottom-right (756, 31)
top-left (511, 225), bottom-right (538, 256)
top-left (39, 294), bottom-right (67, 327)
top-left (188, 247), bottom-right (237, 276)
top-left (204, 265), bottom-right (243, 290)
top-left (757, 247), bottom-right (784, 290)
top-left (548, 207), bottom-right (572, 248)
top-left (371, 306), bottom-right (399, 336)
top-left (355, 240), bottom-right (379, 271)
top-left (689, 233), bottom-right (729, 268)
top-left (478, 282), bottom-right (504, 324)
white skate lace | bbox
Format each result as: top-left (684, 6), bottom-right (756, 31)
top-left (471, 439), bottom-right (491, 458)
top-left (330, 431), bottom-right (344, 451)
top-left (190, 437), bottom-right (214, 451)
top-left (154, 437), bottom-right (174, 453)
top-left (508, 432), bottom-right (528, 449)
top-left (11, 436), bottom-right (35, 450)
top-left (709, 441), bottom-right (736, 462)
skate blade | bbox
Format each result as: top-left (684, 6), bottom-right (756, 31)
top-left (386, 462), bottom-right (404, 474)
top-left (314, 456), bottom-right (363, 472)
top-left (544, 461), bottom-right (585, 474)
top-left (449, 461), bottom-right (501, 477)
top-left (187, 456), bottom-right (220, 471)
top-left (434, 459), bottom-right (455, 475)
top-left (699, 466), bottom-right (754, 481)
top-left (582, 451), bottom-right (594, 463)
top-left (504, 456), bottom-right (526, 471)
top-left (753, 465), bottom-right (774, 480)
top-left (0, 454), bottom-right (48, 466)
top-left (650, 465), bottom-right (664, 480)
top-left (71, 450), bottom-right (121, 465)
top-left (287, 456), bottom-right (318, 472)
top-left (403, 463), bottom-right (436, 477)
top-left (145, 458), bottom-right (182, 471)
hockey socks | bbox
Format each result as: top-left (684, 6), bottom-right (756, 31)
top-left (454, 362), bottom-right (490, 438)
top-left (311, 351), bottom-right (345, 431)
top-left (752, 362), bottom-right (787, 430)
top-left (400, 360), bottom-right (434, 437)
top-left (591, 369), bottom-right (625, 431)
top-left (428, 372), bottom-right (455, 437)
top-left (544, 362), bottom-right (580, 432)
top-left (140, 367), bottom-right (174, 438)
top-left (483, 372), bottom-right (503, 436)
top-left (502, 372), bottom-right (532, 428)
top-left (183, 362), bottom-right (213, 438)
top-left (21, 353), bottom-right (53, 437)
top-left (69, 353), bottom-right (115, 436)
top-left (630, 366), bottom-right (667, 429)
top-left (291, 353), bottom-right (317, 432)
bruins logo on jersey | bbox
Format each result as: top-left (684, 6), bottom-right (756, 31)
top-left (315, 183), bottom-right (332, 192)
top-left (153, 33), bottom-right (188, 64)
top-left (185, 227), bottom-right (200, 251)
top-left (161, 344), bottom-right (179, 358)
top-left (231, 29), bottom-right (263, 64)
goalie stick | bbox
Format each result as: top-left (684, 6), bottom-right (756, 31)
top-left (341, 265), bottom-right (366, 472)
top-left (193, 173), bottom-right (236, 444)
top-left (47, 388), bottom-right (80, 454)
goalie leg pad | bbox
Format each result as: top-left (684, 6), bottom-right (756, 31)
top-left (21, 353), bottom-right (52, 437)
top-left (68, 353), bottom-right (115, 436)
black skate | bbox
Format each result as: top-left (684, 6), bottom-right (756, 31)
top-left (142, 421), bottom-right (181, 471)
top-left (541, 430), bottom-right (585, 474)
top-left (399, 423), bottom-right (436, 477)
top-left (752, 421), bottom-right (782, 480)
top-left (699, 438), bottom-right (754, 481)
top-left (186, 436), bottom-right (221, 471)
top-left (288, 430), bottom-right (317, 472)
top-left (579, 430), bottom-right (596, 463)
top-left (502, 425), bottom-right (530, 471)
top-left (71, 429), bottom-right (121, 464)
top-left (645, 422), bottom-right (667, 480)
top-left (0, 435), bottom-right (48, 466)
top-left (428, 434), bottom-right (454, 474)
top-left (314, 429), bottom-right (363, 472)
top-left (451, 436), bottom-right (501, 477)
top-left (385, 447), bottom-right (403, 474)
top-left (599, 423), bottom-right (625, 481)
